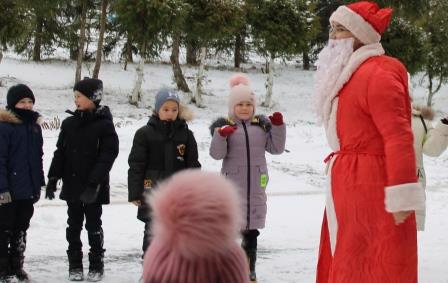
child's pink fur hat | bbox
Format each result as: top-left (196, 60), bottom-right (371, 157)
top-left (142, 170), bottom-right (249, 283)
top-left (228, 74), bottom-right (256, 118)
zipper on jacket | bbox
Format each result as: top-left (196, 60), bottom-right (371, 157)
top-left (242, 121), bottom-right (251, 230)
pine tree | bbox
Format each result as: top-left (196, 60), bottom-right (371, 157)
top-left (0, 0), bottom-right (26, 63)
top-left (247, 0), bottom-right (309, 107)
top-left (112, 0), bottom-right (184, 105)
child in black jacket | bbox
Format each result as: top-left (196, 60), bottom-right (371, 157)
top-left (128, 88), bottom-right (201, 257)
top-left (46, 78), bottom-right (119, 281)
top-left (0, 84), bottom-right (44, 282)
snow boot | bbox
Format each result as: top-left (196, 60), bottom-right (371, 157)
top-left (67, 250), bottom-right (84, 281)
top-left (9, 231), bottom-right (29, 282)
top-left (0, 257), bottom-right (13, 283)
top-left (247, 249), bottom-right (257, 282)
top-left (86, 252), bottom-right (104, 282)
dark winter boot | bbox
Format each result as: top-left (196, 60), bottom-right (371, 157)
top-left (247, 249), bottom-right (257, 282)
top-left (86, 230), bottom-right (104, 282)
top-left (0, 257), bottom-right (12, 283)
top-left (67, 250), bottom-right (84, 281)
top-left (9, 231), bottom-right (29, 282)
top-left (86, 252), bottom-right (104, 282)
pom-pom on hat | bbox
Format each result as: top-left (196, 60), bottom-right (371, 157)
top-left (142, 170), bottom-right (249, 283)
top-left (6, 84), bottom-right (35, 109)
top-left (73, 77), bottom-right (103, 105)
top-left (228, 73), bottom-right (256, 118)
top-left (330, 1), bottom-right (393, 44)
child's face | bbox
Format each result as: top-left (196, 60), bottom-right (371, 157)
top-left (74, 91), bottom-right (96, 111)
top-left (15, 97), bottom-right (34, 110)
top-left (158, 100), bottom-right (179, 121)
top-left (234, 101), bottom-right (254, 120)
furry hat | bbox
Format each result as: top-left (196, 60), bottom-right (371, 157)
top-left (142, 170), bottom-right (248, 283)
top-left (228, 74), bottom-right (256, 118)
top-left (7, 84), bottom-right (35, 109)
top-left (330, 1), bottom-right (393, 44)
top-left (73, 77), bottom-right (103, 105)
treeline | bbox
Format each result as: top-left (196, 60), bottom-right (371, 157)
top-left (0, 0), bottom-right (446, 106)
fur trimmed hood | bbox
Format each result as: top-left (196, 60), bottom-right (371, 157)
top-left (153, 103), bottom-right (193, 122)
top-left (412, 104), bottom-right (434, 121)
top-left (0, 109), bottom-right (21, 124)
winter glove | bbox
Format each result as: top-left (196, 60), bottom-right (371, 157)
top-left (45, 178), bottom-right (58, 200)
top-left (269, 112), bottom-right (284, 126)
top-left (218, 125), bottom-right (237, 137)
top-left (0, 192), bottom-right (12, 206)
top-left (80, 183), bottom-right (100, 204)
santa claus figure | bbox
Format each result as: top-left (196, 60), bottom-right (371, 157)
top-left (314, 1), bottom-right (425, 282)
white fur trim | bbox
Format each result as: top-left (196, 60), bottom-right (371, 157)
top-left (330, 6), bottom-right (381, 45)
top-left (385, 183), bottom-right (425, 213)
top-left (325, 158), bottom-right (338, 255)
top-left (324, 43), bottom-right (385, 150)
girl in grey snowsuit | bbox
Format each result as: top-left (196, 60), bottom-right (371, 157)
top-left (209, 74), bottom-right (286, 282)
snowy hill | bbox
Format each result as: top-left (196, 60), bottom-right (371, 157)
top-left (1, 57), bottom-right (448, 282)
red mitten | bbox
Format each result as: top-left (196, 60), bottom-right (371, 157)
top-left (218, 125), bottom-right (237, 137)
top-left (269, 112), bottom-right (284, 125)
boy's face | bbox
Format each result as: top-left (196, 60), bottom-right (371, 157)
top-left (74, 91), bottom-right (96, 111)
top-left (15, 97), bottom-right (34, 110)
top-left (234, 101), bottom-right (254, 120)
top-left (158, 100), bottom-right (179, 121)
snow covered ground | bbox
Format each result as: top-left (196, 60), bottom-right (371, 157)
top-left (1, 57), bottom-right (448, 282)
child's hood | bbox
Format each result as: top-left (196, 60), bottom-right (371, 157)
top-left (0, 109), bottom-right (21, 124)
top-left (67, 105), bottom-right (113, 121)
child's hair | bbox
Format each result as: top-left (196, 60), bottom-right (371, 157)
top-left (228, 73), bottom-right (256, 117)
top-left (142, 170), bottom-right (248, 283)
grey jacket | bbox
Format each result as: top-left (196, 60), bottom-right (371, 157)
top-left (209, 116), bottom-right (286, 230)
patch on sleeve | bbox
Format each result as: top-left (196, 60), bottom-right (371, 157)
top-left (144, 179), bottom-right (153, 191)
top-left (260, 174), bottom-right (268, 189)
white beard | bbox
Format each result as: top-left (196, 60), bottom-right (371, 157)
top-left (313, 38), bottom-right (354, 123)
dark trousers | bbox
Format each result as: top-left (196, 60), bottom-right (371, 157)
top-left (242, 229), bottom-right (259, 252)
top-left (66, 201), bottom-right (104, 254)
top-left (0, 200), bottom-right (34, 259)
top-left (137, 202), bottom-right (152, 255)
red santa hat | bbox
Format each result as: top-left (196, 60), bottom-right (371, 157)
top-left (330, 1), bottom-right (393, 44)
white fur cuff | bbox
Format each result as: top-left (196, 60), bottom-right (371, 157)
top-left (385, 183), bottom-right (425, 213)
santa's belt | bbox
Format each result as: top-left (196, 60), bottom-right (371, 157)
top-left (324, 150), bottom-right (385, 163)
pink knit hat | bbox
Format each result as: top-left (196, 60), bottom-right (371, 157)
top-left (330, 1), bottom-right (393, 44)
top-left (142, 170), bottom-right (249, 283)
top-left (228, 73), bottom-right (256, 118)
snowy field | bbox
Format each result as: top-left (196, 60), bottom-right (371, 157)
top-left (1, 57), bottom-right (448, 282)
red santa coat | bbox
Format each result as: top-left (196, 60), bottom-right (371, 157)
top-left (316, 44), bottom-right (425, 283)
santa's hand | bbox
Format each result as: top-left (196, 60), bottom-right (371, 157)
top-left (393, 211), bottom-right (412, 225)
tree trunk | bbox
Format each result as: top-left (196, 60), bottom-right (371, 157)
top-left (427, 72), bottom-right (433, 107)
top-left (234, 33), bottom-right (243, 69)
top-left (93, 0), bottom-right (108, 79)
top-left (170, 34), bottom-right (190, 93)
top-left (303, 50), bottom-right (310, 70)
top-left (0, 50), bottom-right (3, 64)
top-left (33, 16), bottom-right (43, 61)
top-left (130, 42), bottom-right (146, 106)
top-left (123, 38), bottom-right (133, 71)
top-left (75, 0), bottom-right (88, 83)
top-left (262, 56), bottom-right (275, 107)
top-left (186, 40), bottom-right (198, 65)
top-left (193, 46), bottom-right (206, 107)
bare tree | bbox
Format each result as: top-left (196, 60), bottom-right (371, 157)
top-left (93, 0), bottom-right (108, 79)
top-left (170, 34), bottom-right (190, 93)
top-left (75, 0), bottom-right (88, 83)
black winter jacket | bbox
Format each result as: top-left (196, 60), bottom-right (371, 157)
top-left (48, 106), bottom-right (119, 204)
top-left (128, 115), bottom-right (201, 204)
top-left (0, 109), bottom-right (44, 201)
